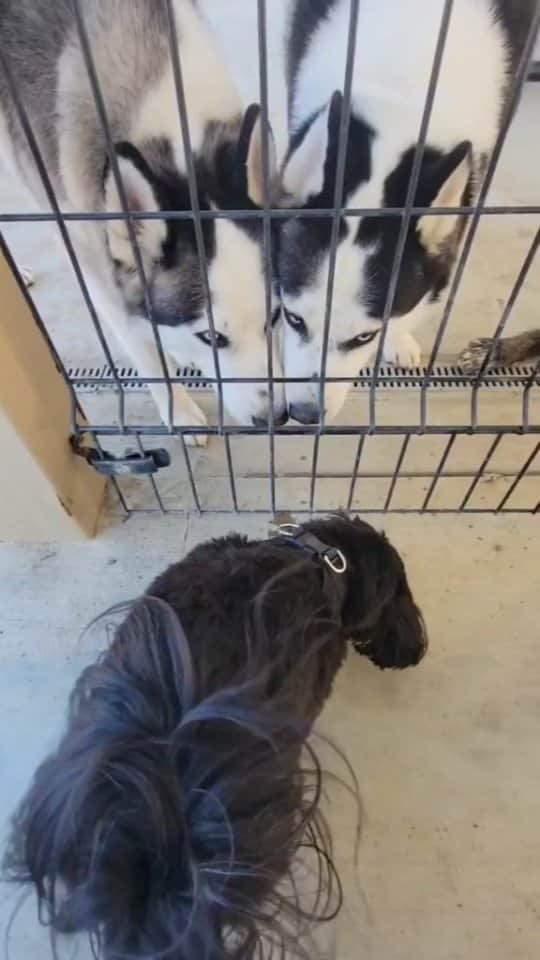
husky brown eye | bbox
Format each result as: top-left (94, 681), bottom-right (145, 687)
top-left (196, 330), bottom-right (229, 349)
top-left (340, 330), bottom-right (380, 352)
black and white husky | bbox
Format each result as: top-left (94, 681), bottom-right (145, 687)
top-left (279, 0), bottom-right (535, 424)
top-left (0, 0), bottom-right (285, 439)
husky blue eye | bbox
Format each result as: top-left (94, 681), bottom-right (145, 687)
top-left (196, 330), bottom-right (229, 349)
top-left (284, 310), bottom-right (307, 336)
top-left (340, 330), bottom-right (379, 352)
top-left (354, 330), bottom-right (379, 346)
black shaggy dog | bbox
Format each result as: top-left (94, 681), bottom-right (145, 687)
top-left (4, 515), bottom-right (427, 960)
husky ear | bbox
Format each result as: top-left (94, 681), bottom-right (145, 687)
top-left (418, 141), bottom-right (472, 255)
top-left (281, 91), bottom-right (342, 205)
top-left (104, 143), bottom-right (166, 264)
top-left (237, 104), bottom-right (278, 206)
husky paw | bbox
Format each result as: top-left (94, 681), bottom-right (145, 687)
top-left (460, 338), bottom-right (496, 375)
top-left (383, 332), bottom-right (422, 368)
top-left (158, 390), bottom-right (209, 447)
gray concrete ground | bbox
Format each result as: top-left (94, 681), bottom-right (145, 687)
top-left (1, 512), bottom-right (539, 959)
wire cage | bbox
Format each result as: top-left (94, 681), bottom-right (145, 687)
top-left (0, 0), bottom-right (539, 518)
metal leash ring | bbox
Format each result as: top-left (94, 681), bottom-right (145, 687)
top-left (278, 523), bottom-right (302, 537)
top-left (277, 524), bottom-right (348, 575)
top-left (323, 549), bottom-right (347, 575)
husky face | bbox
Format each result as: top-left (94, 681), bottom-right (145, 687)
top-left (280, 0), bottom-right (511, 423)
top-left (279, 96), bottom-right (472, 423)
top-left (104, 108), bottom-right (287, 427)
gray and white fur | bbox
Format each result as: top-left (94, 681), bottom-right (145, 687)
top-left (0, 0), bottom-right (285, 438)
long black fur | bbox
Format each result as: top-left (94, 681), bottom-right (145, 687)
top-left (3, 515), bottom-right (427, 960)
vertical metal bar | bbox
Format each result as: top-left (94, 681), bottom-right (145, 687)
top-left (309, 434), bottom-right (321, 513)
top-left (369, 0), bottom-right (455, 429)
top-left (133, 433), bottom-right (167, 514)
top-left (522, 356), bottom-right (540, 431)
top-left (421, 5), bottom-right (540, 428)
top-left (496, 441), bottom-right (540, 512)
top-left (384, 434), bottom-right (411, 511)
top-left (459, 434), bottom-right (503, 510)
top-left (347, 436), bottom-right (366, 511)
top-left (0, 39), bottom-right (126, 431)
top-left (93, 435), bottom-right (130, 515)
top-left (317, 0), bottom-right (361, 420)
top-left (521, 231), bottom-right (540, 422)
top-left (71, 0), bottom-right (175, 429)
top-left (471, 227), bottom-right (540, 428)
top-left (163, 0), bottom-right (225, 432)
top-left (256, 0), bottom-right (277, 513)
top-left (224, 435), bottom-right (239, 512)
top-left (310, 0), bottom-right (360, 507)
top-left (177, 433), bottom-right (202, 514)
top-left (421, 433), bottom-right (456, 512)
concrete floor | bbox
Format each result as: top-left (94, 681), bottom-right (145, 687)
top-left (1, 512), bottom-right (540, 959)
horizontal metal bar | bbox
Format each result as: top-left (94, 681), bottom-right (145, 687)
top-left (112, 506), bottom-right (540, 517)
top-left (245, 468), bottom-right (540, 481)
top-left (1, 205), bottom-right (539, 224)
top-left (81, 424), bottom-right (540, 437)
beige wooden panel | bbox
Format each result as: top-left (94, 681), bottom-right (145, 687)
top-left (0, 252), bottom-right (105, 540)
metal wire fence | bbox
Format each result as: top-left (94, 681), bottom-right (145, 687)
top-left (0, 0), bottom-right (539, 516)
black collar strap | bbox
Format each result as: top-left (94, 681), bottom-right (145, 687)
top-left (276, 524), bottom-right (348, 574)
top-left (273, 523), bottom-right (348, 620)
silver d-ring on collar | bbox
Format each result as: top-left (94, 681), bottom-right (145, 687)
top-left (278, 523), bottom-right (302, 537)
top-left (276, 524), bottom-right (348, 576)
top-left (324, 549), bottom-right (347, 575)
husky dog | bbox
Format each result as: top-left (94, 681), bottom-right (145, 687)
top-left (0, 0), bottom-right (285, 439)
top-left (4, 515), bottom-right (426, 959)
top-left (279, 0), bottom-right (535, 424)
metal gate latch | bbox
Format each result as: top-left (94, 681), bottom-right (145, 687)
top-left (71, 436), bottom-right (171, 477)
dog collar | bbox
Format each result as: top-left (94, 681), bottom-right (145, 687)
top-left (273, 523), bottom-right (348, 620)
top-left (275, 523), bottom-right (348, 575)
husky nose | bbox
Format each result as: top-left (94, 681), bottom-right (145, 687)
top-left (289, 403), bottom-right (321, 425)
top-left (252, 409), bottom-right (289, 428)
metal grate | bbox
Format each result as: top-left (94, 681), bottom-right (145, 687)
top-left (69, 364), bottom-right (540, 394)
top-left (0, 0), bottom-right (539, 517)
